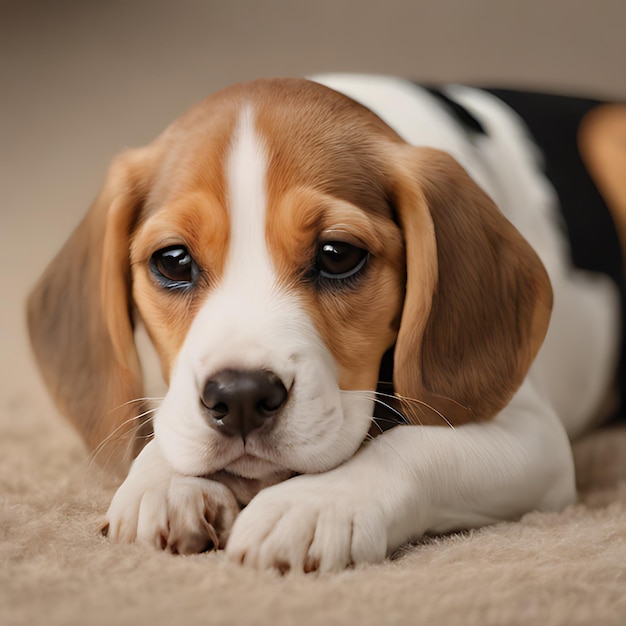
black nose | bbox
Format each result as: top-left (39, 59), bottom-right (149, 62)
top-left (201, 369), bottom-right (288, 439)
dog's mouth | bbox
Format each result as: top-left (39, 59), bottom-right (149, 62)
top-left (208, 463), bottom-right (296, 506)
top-left (223, 452), bottom-right (286, 480)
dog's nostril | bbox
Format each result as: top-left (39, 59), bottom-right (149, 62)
top-left (210, 401), bottom-right (228, 418)
top-left (201, 369), bottom-right (288, 438)
top-left (201, 380), bottom-right (229, 416)
top-left (257, 384), bottom-right (288, 415)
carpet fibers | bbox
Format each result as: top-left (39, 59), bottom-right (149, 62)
top-left (1, 387), bottom-right (625, 626)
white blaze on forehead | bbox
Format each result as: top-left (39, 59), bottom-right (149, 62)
top-left (192, 102), bottom-right (293, 377)
top-left (155, 105), bottom-right (374, 478)
top-left (225, 106), bottom-right (272, 284)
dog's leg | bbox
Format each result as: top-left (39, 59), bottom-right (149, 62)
top-left (104, 440), bottom-right (240, 554)
top-left (226, 379), bottom-right (576, 573)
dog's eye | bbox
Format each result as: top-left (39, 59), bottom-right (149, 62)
top-left (150, 246), bottom-right (197, 288)
top-left (316, 241), bottom-right (368, 280)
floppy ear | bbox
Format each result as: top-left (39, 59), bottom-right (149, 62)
top-left (27, 148), bottom-right (154, 472)
top-left (389, 146), bottom-right (552, 425)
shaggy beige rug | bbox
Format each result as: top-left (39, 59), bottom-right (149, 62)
top-left (1, 376), bottom-right (625, 626)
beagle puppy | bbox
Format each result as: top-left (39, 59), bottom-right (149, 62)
top-left (27, 74), bottom-right (624, 573)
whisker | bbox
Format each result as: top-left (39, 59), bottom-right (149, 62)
top-left (394, 392), bottom-right (456, 430)
top-left (91, 396), bottom-right (163, 471)
top-left (83, 406), bottom-right (158, 481)
top-left (107, 396), bottom-right (165, 412)
top-left (373, 403), bottom-right (410, 426)
top-left (339, 392), bottom-right (425, 473)
top-left (135, 430), bottom-right (156, 441)
top-left (341, 389), bottom-right (410, 425)
top-left (376, 389), bottom-right (457, 429)
top-left (341, 388), bottom-right (457, 430)
top-left (366, 397), bottom-right (410, 426)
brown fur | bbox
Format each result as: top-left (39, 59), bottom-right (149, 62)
top-left (253, 82), bottom-right (408, 394)
top-left (27, 78), bottom-right (553, 472)
top-left (130, 194), bottom-right (231, 376)
top-left (27, 148), bottom-right (155, 471)
top-left (268, 186), bottom-right (406, 393)
top-left (390, 146), bottom-right (553, 424)
top-left (578, 103), bottom-right (626, 259)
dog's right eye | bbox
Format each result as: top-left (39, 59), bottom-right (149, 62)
top-left (150, 246), bottom-right (197, 289)
top-left (316, 241), bottom-right (368, 281)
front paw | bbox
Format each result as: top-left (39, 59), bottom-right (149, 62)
top-left (104, 473), bottom-right (239, 555)
top-left (225, 473), bottom-right (388, 573)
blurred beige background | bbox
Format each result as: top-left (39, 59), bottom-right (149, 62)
top-left (1, 0), bottom-right (625, 407)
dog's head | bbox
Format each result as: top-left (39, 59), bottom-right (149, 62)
top-left (27, 79), bottom-right (552, 482)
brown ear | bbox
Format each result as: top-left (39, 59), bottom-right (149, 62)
top-left (390, 146), bottom-right (552, 425)
top-left (27, 148), bottom-right (153, 472)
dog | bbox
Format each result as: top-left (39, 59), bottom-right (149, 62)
top-left (27, 74), bottom-right (624, 573)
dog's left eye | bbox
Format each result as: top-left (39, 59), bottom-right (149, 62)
top-left (150, 246), bottom-right (197, 288)
top-left (316, 241), bottom-right (368, 280)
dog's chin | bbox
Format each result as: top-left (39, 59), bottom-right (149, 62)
top-left (223, 454), bottom-right (286, 480)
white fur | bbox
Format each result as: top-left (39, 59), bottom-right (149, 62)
top-left (151, 107), bottom-right (372, 479)
top-left (105, 438), bottom-right (239, 552)
top-left (106, 75), bottom-right (621, 572)
top-left (227, 379), bottom-right (575, 572)
top-left (313, 74), bottom-right (621, 436)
